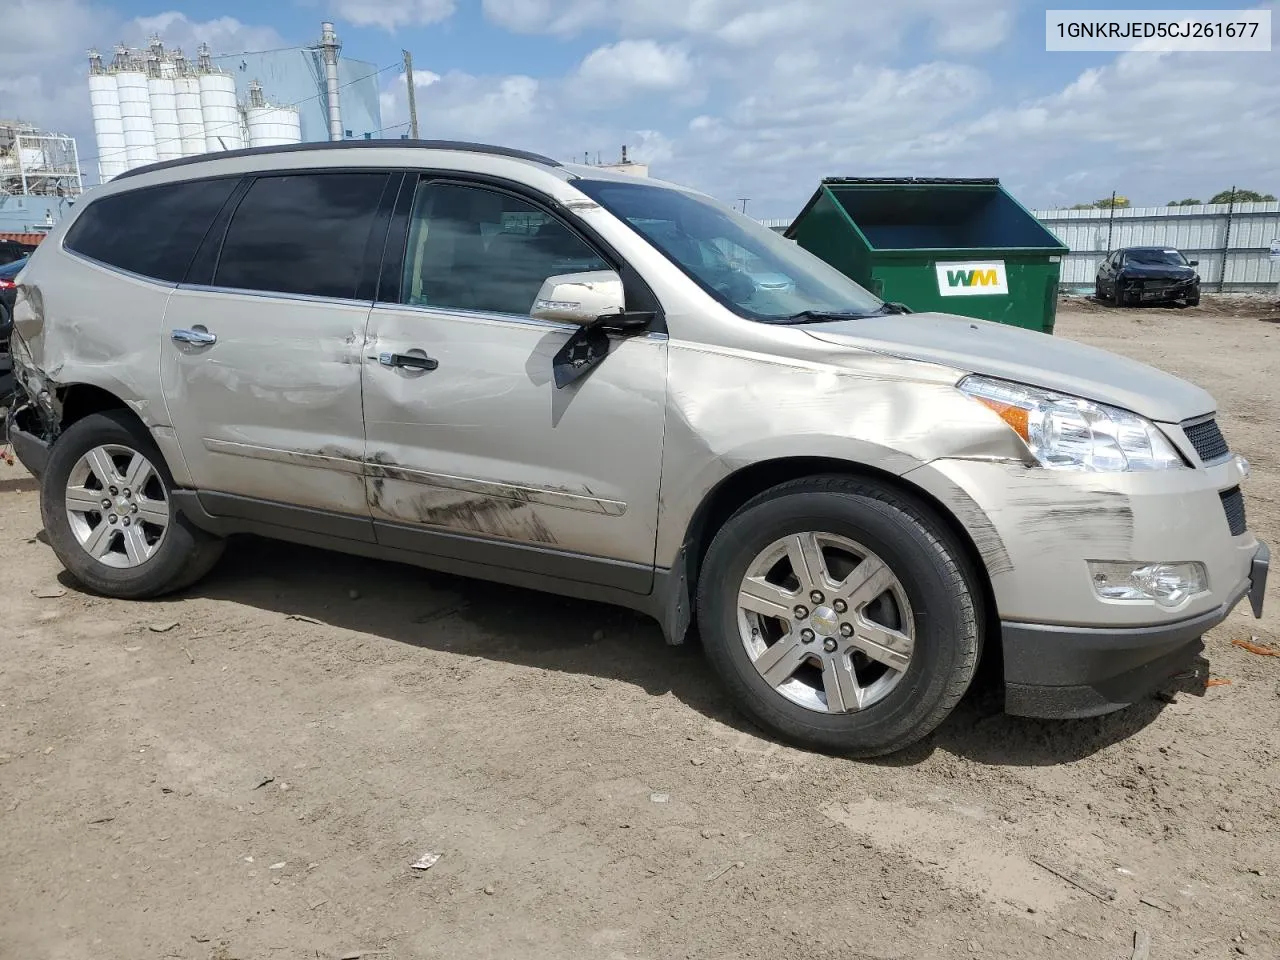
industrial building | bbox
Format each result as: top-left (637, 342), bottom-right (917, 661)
top-left (86, 22), bottom-right (381, 183)
top-left (0, 121), bottom-right (82, 242)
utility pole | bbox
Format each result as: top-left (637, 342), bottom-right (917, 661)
top-left (1105, 190), bottom-right (1116, 254)
top-left (1221, 184), bottom-right (1235, 293)
top-left (738, 198), bottom-right (750, 215)
top-left (402, 49), bottom-right (420, 139)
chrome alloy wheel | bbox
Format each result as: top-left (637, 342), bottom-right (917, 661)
top-left (736, 532), bottom-right (914, 713)
top-left (64, 444), bottom-right (170, 569)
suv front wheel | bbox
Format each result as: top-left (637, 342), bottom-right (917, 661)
top-left (40, 411), bottom-right (224, 599)
top-left (697, 476), bottom-right (982, 757)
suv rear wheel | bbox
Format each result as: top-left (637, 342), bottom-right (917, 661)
top-left (40, 411), bottom-right (224, 598)
top-left (697, 475), bottom-right (982, 757)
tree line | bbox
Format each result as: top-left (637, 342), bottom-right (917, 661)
top-left (1069, 188), bottom-right (1275, 210)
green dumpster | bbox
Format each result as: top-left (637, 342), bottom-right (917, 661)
top-left (785, 177), bottom-right (1069, 333)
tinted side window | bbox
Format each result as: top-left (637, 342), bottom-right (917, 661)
top-left (401, 181), bottom-right (609, 315)
top-left (215, 172), bottom-right (389, 299)
top-left (64, 178), bottom-right (238, 282)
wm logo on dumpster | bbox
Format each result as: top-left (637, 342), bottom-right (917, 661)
top-left (935, 260), bottom-right (1009, 297)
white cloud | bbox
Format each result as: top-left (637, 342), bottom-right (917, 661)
top-left (379, 71), bottom-right (546, 142)
top-left (374, 21), bottom-right (1280, 217)
top-left (377, 67), bottom-right (676, 168)
top-left (481, 0), bottom-right (1018, 52)
top-left (329, 0), bottom-right (456, 31)
top-left (131, 12), bottom-right (285, 55)
top-left (378, 69), bottom-right (442, 132)
top-left (930, 4), bottom-right (1013, 53)
top-left (574, 40), bottom-right (694, 99)
top-left (945, 47), bottom-right (1280, 207)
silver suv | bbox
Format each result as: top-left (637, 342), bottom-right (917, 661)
top-left (6, 141), bottom-right (1268, 756)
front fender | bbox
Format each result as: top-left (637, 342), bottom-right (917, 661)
top-left (654, 341), bottom-right (1031, 567)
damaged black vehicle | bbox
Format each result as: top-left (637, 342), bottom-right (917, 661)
top-left (1096, 246), bottom-right (1201, 307)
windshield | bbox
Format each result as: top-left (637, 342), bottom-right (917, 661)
top-left (1125, 249), bottom-right (1188, 266)
top-left (574, 179), bottom-right (883, 322)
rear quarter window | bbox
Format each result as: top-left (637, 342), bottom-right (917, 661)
top-left (63, 178), bottom-right (240, 283)
top-left (212, 172), bottom-right (390, 300)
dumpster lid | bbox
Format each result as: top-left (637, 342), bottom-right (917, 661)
top-left (786, 176), bottom-right (1066, 253)
top-left (820, 177), bottom-right (1001, 186)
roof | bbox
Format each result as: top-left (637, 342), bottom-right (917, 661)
top-left (115, 139), bottom-right (562, 182)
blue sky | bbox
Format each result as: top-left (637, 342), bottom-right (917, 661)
top-left (7, 0), bottom-right (1278, 216)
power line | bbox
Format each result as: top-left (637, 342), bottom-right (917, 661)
top-left (81, 61), bottom-right (401, 169)
top-left (366, 120), bottom-right (411, 136)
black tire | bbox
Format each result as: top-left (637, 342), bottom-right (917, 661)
top-left (1186, 293), bottom-right (1200, 307)
top-left (696, 475), bottom-right (982, 757)
top-left (40, 410), bottom-right (224, 599)
top-left (1094, 280), bottom-right (1104, 302)
top-left (1111, 279), bottom-right (1125, 307)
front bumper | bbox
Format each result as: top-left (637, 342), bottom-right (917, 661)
top-left (1003, 542), bottom-right (1267, 718)
top-left (1121, 276), bottom-right (1199, 302)
top-left (905, 455), bottom-right (1265, 718)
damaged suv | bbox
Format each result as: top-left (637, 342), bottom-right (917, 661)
top-left (5, 141), bottom-right (1268, 756)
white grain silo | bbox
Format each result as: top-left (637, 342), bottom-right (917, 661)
top-left (174, 75), bottom-right (206, 157)
top-left (245, 79), bottom-right (303, 148)
top-left (88, 50), bottom-right (128, 181)
top-left (147, 64), bottom-right (182, 161)
top-left (116, 56), bottom-right (158, 170)
top-left (196, 43), bottom-right (244, 152)
top-left (246, 105), bottom-right (303, 147)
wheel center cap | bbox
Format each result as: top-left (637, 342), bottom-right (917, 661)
top-left (810, 606), bottom-right (839, 636)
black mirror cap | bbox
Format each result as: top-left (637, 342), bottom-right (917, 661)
top-left (1188, 259), bottom-right (1199, 266)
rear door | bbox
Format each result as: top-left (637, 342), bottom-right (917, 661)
top-left (360, 176), bottom-right (668, 589)
top-left (160, 170), bottom-right (398, 524)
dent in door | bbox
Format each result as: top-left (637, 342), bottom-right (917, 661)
top-left (160, 288), bottom-right (371, 510)
top-left (362, 308), bottom-right (664, 564)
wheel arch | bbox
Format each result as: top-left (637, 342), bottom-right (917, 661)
top-left (660, 456), bottom-right (1000, 675)
top-left (45, 382), bottom-right (192, 488)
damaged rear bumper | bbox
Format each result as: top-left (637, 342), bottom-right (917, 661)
top-left (7, 412), bottom-right (50, 479)
top-left (1003, 542), bottom-right (1268, 718)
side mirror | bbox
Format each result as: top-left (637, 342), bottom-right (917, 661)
top-left (531, 270), bottom-right (624, 326)
top-left (1188, 259), bottom-right (1199, 266)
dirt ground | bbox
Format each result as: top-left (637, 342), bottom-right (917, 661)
top-left (2, 301), bottom-right (1278, 960)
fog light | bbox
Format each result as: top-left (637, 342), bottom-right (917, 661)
top-left (1089, 561), bottom-right (1208, 607)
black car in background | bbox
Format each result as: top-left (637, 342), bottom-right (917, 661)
top-left (1, 255), bottom-right (26, 350)
top-left (1096, 246), bottom-right (1201, 307)
top-left (0, 256), bottom-right (20, 429)
top-left (0, 239), bottom-right (36, 266)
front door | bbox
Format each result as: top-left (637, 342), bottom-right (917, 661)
top-left (362, 178), bottom-right (667, 590)
top-left (161, 171), bottom-right (394, 518)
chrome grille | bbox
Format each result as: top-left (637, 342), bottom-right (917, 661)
top-left (1183, 418), bottom-right (1229, 464)
top-left (1220, 487), bottom-right (1247, 537)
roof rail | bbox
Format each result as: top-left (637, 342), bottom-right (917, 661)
top-left (114, 139), bottom-right (562, 181)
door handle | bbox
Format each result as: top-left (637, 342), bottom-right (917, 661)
top-left (377, 351), bottom-right (438, 372)
top-left (172, 327), bottom-right (217, 346)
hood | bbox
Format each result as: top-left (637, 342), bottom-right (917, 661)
top-left (804, 312), bottom-right (1215, 423)
top-left (1120, 263), bottom-right (1197, 280)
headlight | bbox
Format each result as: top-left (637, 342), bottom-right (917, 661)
top-left (1089, 561), bottom-right (1207, 607)
top-left (959, 375), bottom-right (1186, 472)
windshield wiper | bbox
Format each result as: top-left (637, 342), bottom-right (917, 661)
top-left (776, 309), bottom-right (876, 324)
